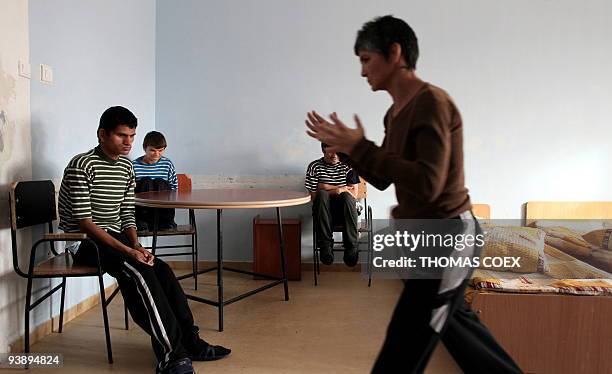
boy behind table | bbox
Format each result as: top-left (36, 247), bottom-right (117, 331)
top-left (133, 131), bottom-right (178, 230)
top-left (59, 106), bottom-right (230, 374)
top-left (305, 142), bottom-right (360, 267)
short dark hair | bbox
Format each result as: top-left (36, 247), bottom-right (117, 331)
top-left (143, 131), bottom-right (167, 149)
top-left (321, 142), bottom-right (329, 151)
top-left (354, 15), bottom-right (419, 70)
top-left (98, 106), bottom-right (137, 141)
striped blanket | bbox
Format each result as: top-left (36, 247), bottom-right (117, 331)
top-left (469, 244), bottom-right (612, 297)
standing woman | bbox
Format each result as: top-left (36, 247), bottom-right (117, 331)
top-left (305, 15), bottom-right (522, 374)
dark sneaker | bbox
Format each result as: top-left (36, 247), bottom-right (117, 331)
top-left (319, 246), bottom-right (334, 265)
top-left (157, 358), bottom-right (195, 374)
top-left (343, 247), bottom-right (359, 267)
top-left (186, 326), bottom-right (231, 362)
top-left (191, 344), bottom-right (231, 361)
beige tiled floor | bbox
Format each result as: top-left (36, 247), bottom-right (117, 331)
top-left (8, 271), bottom-right (462, 373)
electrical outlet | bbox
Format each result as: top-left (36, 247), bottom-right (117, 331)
top-left (40, 64), bottom-right (53, 84)
top-left (18, 60), bottom-right (31, 79)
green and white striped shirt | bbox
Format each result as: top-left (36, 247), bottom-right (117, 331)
top-left (59, 146), bottom-right (136, 233)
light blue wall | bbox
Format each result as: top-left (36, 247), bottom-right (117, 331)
top-left (155, 0), bottom-right (387, 176)
top-left (29, 0), bottom-right (156, 318)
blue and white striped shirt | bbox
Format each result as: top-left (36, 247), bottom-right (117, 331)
top-left (132, 156), bottom-right (178, 191)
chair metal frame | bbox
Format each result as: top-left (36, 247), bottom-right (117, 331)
top-left (312, 178), bottom-right (374, 287)
top-left (9, 180), bottom-right (121, 364)
top-left (137, 174), bottom-right (199, 289)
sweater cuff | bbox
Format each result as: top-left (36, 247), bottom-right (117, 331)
top-left (349, 137), bottom-right (376, 164)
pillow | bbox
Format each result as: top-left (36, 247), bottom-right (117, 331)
top-left (480, 225), bottom-right (548, 273)
top-left (582, 229), bottom-right (612, 251)
top-left (538, 226), bottom-right (595, 258)
top-left (546, 261), bottom-right (609, 279)
top-left (590, 249), bottom-right (612, 273)
top-left (528, 219), bottom-right (608, 234)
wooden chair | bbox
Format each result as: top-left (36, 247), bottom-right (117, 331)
top-left (472, 204), bottom-right (491, 220)
top-left (312, 177), bottom-right (374, 286)
top-left (137, 174), bottom-right (199, 289)
top-left (9, 180), bottom-right (116, 363)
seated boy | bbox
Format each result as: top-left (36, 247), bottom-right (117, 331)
top-left (306, 142), bottom-right (360, 266)
top-left (133, 131), bottom-right (178, 230)
top-left (59, 106), bottom-right (230, 374)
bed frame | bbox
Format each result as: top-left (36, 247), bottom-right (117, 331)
top-left (469, 202), bottom-right (612, 374)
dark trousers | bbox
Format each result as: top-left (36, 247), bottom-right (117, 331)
top-left (74, 232), bottom-right (199, 371)
top-left (135, 177), bottom-right (176, 230)
top-left (372, 279), bottom-right (523, 374)
top-left (312, 190), bottom-right (359, 250)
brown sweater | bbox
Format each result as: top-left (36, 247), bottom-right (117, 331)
top-left (347, 83), bottom-right (471, 219)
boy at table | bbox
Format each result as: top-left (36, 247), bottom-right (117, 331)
top-left (132, 130), bottom-right (179, 231)
top-left (306, 142), bottom-right (360, 267)
top-left (58, 106), bottom-right (230, 374)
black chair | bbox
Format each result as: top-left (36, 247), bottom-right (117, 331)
top-left (312, 178), bottom-right (374, 286)
top-left (137, 173), bottom-right (199, 289)
top-left (9, 180), bottom-right (123, 363)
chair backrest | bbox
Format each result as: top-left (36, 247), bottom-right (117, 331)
top-left (472, 204), bottom-right (490, 220)
top-left (9, 180), bottom-right (57, 231)
top-left (355, 177), bottom-right (367, 200)
top-left (177, 174), bottom-right (192, 192)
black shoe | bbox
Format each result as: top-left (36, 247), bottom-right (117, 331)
top-left (343, 247), bottom-right (359, 267)
top-left (191, 344), bottom-right (231, 361)
top-left (187, 326), bottom-right (231, 362)
top-left (157, 358), bottom-right (195, 374)
top-left (319, 246), bottom-right (334, 265)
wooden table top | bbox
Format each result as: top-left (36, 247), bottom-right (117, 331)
top-left (135, 189), bottom-right (311, 209)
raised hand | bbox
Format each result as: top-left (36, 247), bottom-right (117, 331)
top-left (305, 111), bottom-right (365, 155)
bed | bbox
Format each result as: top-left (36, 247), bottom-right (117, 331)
top-left (468, 202), bottom-right (612, 374)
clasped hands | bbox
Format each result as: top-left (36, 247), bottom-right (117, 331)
top-left (129, 243), bottom-right (155, 266)
top-left (318, 183), bottom-right (350, 195)
top-left (305, 111), bottom-right (365, 155)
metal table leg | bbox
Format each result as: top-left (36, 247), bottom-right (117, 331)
top-left (276, 207), bottom-right (289, 301)
top-left (217, 209), bottom-right (224, 331)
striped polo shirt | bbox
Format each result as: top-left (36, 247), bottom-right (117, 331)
top-left (132, 156), bottom-right (178, 191)
top-left (305, 157), bottom-right (356, 192)
top-left (58, 146), bottom-right (136, 233)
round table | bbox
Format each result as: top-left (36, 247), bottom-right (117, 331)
top-left (135, 189), bottom-right (311, 331)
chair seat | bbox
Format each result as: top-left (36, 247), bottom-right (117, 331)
top-left (32, 252), bottom-right (98, 276)
top-left (137, 225), bottom-right (196, 237)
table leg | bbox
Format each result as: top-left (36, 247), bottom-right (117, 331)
top-left (276, 207), bottom-right (289, 301)
top-left (217, 209), bottom-right (224, 332)
top-left (152, 208), bottom-right (159, 255)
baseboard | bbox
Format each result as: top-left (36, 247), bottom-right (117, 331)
top-left (166, 260), bottom-right (366, 273)
top-left (9, 283), bottom-right (118, 353)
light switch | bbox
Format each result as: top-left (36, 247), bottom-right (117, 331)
top-left (18, 60), bottom-right (31, 79)
top-left (40, 64), bottom-right (53, 84)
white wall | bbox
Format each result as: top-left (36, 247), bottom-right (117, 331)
top-left (2, 0), bottom-right (156, 351)
top-left (156, 0), bottom-right (612, 261)
top-left (30, 0), bottom-right (157, 179)
top-left (0, 0), bottom-right (32, 354)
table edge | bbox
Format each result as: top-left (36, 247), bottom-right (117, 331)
top-left (134, 196), bottom-right (311, 209)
